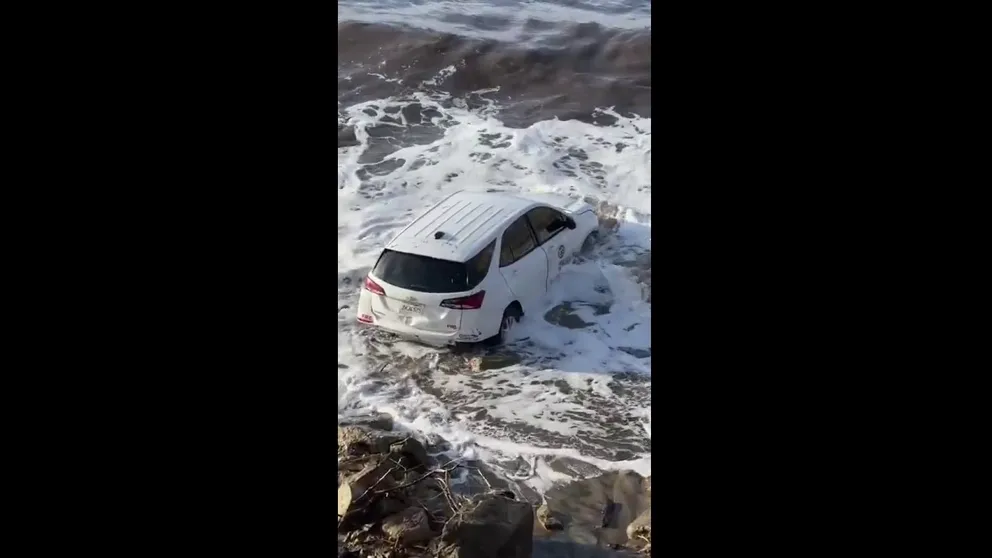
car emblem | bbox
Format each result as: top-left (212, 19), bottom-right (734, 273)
top-left (557, 245), bottom-right (565, 259)
top-left (406, 296), bottom-right (418, 303)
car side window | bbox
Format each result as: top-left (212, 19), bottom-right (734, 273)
top-left (525, 207), bottom-right (567, 245)
top-left (499, 216), bottom-right (537, 267)
top-left (466, 239), bottom-right (496, 288)
top-left (499, 238), bottom-right (514, 267)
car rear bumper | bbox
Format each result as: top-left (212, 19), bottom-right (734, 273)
top-left (356, 292), bottom-right (493, 347)
top-left (357, 320), bottom-right (460, 347)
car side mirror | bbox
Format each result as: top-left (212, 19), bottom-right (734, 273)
top-left (565, 217), bottom-right (576, 230)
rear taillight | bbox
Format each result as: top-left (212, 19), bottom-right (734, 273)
top-left (364, 276), bottom-right (385, 295)
top-left (440, 290), bottom-right (485, 310)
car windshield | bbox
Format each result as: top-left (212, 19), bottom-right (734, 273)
top-left (372, 241), bottom-right (494, 294)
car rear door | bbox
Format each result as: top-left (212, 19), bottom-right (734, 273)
top-left (497, 215), bottom-right (548, 310)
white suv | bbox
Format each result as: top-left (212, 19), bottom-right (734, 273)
top-left (356, 190), bottom-right (599, 346)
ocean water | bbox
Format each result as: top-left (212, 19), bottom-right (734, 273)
top-left (338, 0), bottom-right (652, 495)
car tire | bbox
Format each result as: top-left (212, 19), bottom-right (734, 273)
top-left (487, 305), bottom-right (522, 346)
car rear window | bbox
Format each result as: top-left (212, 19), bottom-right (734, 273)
top-left (372, 241), bottom-right (495, 294)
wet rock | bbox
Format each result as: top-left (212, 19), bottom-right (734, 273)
top-left (618, 346), bottom-right (651, 359)
top-left (382, 507), bottom-right (434, 544)
top-left (361, 157), bottom-right (406, 176)
top-left (474, 352), bottom-right (523, 371)
top-left (375, 489), bottom-right (410, 519)
top-left (339, 412), bottom-right (394, 432)
top-left (338, 424), bottom-right (403, 457)
top-left (613, 449), bottom-right (635, 461)
top-left (540, 470), bottom-right (651, 548)
top-left (337, 459), bottom-right (396, 523)
top-left (553, 379), bottom-right (573, 395)
top-left (337, 538), bottom-right (359, 558)
top-left (338, 125), bottom-right (359, 147)
top-left (439, 492), bottom-right (534, 558)
top-left (338, 453), bottom-right (380, 478)
top-left (544, 302), bottom-right (594, 329)
top-left (537, 502), bottom-right (564, 531)
top-left (625, 508), bottom-right (650, 543)
top-left (454, 460), bottom-right (517, 497)
top-left (409, 477), bottom-right (450, 519)
top-left (400, 102), bottom-right (423, 123)
top-left (546, 456), bottom-right (604, 479)
top-left (389, 437), bottom-right (433, 471)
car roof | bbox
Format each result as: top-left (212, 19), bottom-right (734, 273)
top-left (385, 191), bottom-right (538, 262)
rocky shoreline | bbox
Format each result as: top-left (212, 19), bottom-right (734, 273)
top-left (338, 414), bottom-right (651, 557)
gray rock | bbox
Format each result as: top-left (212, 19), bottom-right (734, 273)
top-left (337, 459), bottom-right (395, 523)
top-left (339, 412), bottom-right (395, 432)
top-left (537, 502), bottom-right (564, 531)
top-left (476, 352), bottom-right (523, 371)
top-left (625, 508), bottom-right (650, 543)
top-left (338, 125), bottom-right (359, 148)
top-left (538, 470), bottom-right (651, 548)
top-left (389, 437), bottom-right (434, 471)
top-left (439, 492), bottom-right (534, 558)
top-left (338, 424), bottom-right (403, 457)
top-left (382, 507), bottom-right (434, 544)
top-left (544, 303), bottom-right (594, 329)
top-left (337, 483), bottom-right (353, 519)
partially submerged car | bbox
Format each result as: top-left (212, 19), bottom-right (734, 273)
top-left (356, 190), bottom-right (599, 346)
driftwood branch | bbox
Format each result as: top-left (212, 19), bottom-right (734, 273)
top-left (439, 470), bottom-right (460, 514)
top-left (354, 465), bottom-right (398, 503)
top-left (373, 458), bottom-right (460, 494)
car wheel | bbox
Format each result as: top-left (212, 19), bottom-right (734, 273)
top-left (487, 305), bottom-right (522, 346)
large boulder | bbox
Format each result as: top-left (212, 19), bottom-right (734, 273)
top-left (537, 470), bottom-right (651, 548)
top-left (338, 423), bottom-right (434, 472)
top-left (438, 492), bottom-right (534, 558)
top-left (626, 508), bottom-right (651, 543)
top-left (337, 458), bottom-right (396, 526)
